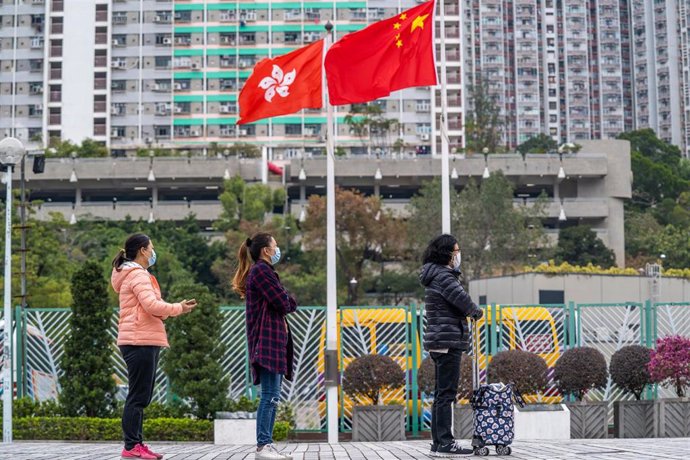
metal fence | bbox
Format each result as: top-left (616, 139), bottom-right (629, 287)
top-left (3, 301), bottom-right (689, 434)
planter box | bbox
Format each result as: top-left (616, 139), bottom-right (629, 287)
top-left (214, 411), bottom-right (256, 445)
top-left (514, 404), bottom-right (570, 440)
top-left (613, 400), bottom-right (655, 438)
top-left (566, 401), bottom-right (608, 439)
top-left (656, 398), bottom-right (690, 438)
top-left (352, 405), bottom-right (405, 442)
top-left (452, 404), bottom-right (474, 440)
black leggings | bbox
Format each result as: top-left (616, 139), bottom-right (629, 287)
top-left (120, 345), bottom-right (160, 450)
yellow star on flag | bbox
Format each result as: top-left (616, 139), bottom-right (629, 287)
top-left (396, 39), bottom-right (403, 48)
top-left (393, 22), bottom-right (401, 30)
top-left (411, 14), bottom-right (429, 32)
top-left (399, 13), bottom-right (407, 21)
top-left (395, 33), bottom-right (400, 40)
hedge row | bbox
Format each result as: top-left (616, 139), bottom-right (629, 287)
top-left (13, 417), bottom-right (212, 442)
top-left (12, 417), bottom-right (291, 442)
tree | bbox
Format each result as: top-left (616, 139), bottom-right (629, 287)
top-left (465, 75), bottom-right (504, 153)
top-left (45, 138), bottom-right (108, 158)
top-left (555, 225), bottom-right (615, 268)
top-left (301, 188), bottom-right (403, 304)
top-left (215, 175), bottom-right (285, 231)
top-left (59, 261), bottom-right (117, 417)
top-left (407, 176), bottom-right (547, 280)
top-left (516, 134), bottom-right (558, 154)
top-left (221, 142), bottom-right (261, 158)
top-left (617, 130), bottom-right (690, 208)
top-left (162, 282), bottom-right (229, 419)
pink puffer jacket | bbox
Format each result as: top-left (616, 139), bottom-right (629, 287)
top-left (111, 265), bottom-right (183, 347)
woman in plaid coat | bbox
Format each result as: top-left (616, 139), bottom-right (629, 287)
top-left (232, 232), bottom-right (297, 460)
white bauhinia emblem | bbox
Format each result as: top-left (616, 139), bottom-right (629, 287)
top-left (259, 65), bottom-right (296, 103)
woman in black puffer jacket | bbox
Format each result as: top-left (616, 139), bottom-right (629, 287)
top-left (420, 234), bottom-right (483, 457)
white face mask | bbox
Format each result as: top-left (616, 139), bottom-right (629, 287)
top-left (453, 251), bottom-right (462, 271)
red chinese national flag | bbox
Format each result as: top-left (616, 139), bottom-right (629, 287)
top-left (238, 40), bottom-right (323, 125)
top-left (325, 0), bottom-right (437, 105)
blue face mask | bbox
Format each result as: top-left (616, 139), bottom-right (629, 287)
top-left (270, 246), bottom-right (281, 265)
top-left (148, 249), bottom-right (157, 267)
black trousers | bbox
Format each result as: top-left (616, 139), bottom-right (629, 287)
top-left (120, 345), bottom-right (160, 450)
top-left (430, 348), bottom-right (463, 447)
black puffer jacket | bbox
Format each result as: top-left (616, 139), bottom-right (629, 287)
top-left (420, 262), bottom-right (480, 351)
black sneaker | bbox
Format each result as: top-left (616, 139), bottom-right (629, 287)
top-left (429, 443), bottom-right (438, 456)
top-left (436, 441), bottom-right (474, 457)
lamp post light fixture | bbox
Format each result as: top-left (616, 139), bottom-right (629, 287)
top-left (0, 137), bottom-right (26, 444)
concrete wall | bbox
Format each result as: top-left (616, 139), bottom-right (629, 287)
top-left (469, 273), bottom-right (690, 304)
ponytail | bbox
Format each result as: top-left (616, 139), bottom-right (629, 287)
top-left (232, 232), bottom-right (274, 299)
top-left (112, 233), bottom-right (151, 271)
top-left (232, 239), bottom-right (252, 299)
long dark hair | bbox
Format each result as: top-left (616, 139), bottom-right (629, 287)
top-left (112, 233), bottom-right (151, 271)
top-left (422, 234), bottom-right (457, 266)
top-left (232, 232), bottom-right (273, 298)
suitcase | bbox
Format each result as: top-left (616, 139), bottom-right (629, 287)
top-left (468, 320), bottom-right (524, 456)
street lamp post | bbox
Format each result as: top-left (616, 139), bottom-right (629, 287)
top-left (0, 137), bottom-right (25, 444)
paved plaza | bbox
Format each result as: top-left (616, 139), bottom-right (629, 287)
top-left (1, 439), bottom-right (689, 460)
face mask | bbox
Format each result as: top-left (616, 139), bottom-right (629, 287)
top-left (452, 251), bottom-right (462, 272)
top-left (148, 249), bottom-right (157, 267)
top-left (270, 246), bottom-right (281, 265)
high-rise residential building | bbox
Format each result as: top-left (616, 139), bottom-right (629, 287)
top-left (1, 0), bottom-right (444, 158)
top-left (463, 0), bottom-right (629, 148)
top-left (1, 0), bottom-right (690, 157)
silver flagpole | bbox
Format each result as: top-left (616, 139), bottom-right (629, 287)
top-left (438, 0), bottom-right (451, 233)
top-left (323, 22), bottom-right (339, 445)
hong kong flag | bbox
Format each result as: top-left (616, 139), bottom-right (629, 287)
top-left (238, 40), bottom-right (324, 125)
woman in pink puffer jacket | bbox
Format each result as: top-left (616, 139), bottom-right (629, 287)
top-left (111, 233), bottom-right (197, 460)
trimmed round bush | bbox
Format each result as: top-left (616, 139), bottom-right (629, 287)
top-left (553, 347), bottom-right (608, 401)
top-left (487, 350), bottom-right (548, 397)
top-left (342, 354), bottom-right (405, 405)
top-left (418, 353), bottom-right (473, 399)
top-left (648, 335), bottom-right (690, 398)
top-left (610, 345), bottom-right (651, 400)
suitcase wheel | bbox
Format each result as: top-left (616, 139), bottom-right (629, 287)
top-left (474, 447), bottom-right (490, 456)
top-left (496, 445), bottom-right (512, 456)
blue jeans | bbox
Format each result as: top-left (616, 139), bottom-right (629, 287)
top-left (257, 367), bottom-right (283, 447)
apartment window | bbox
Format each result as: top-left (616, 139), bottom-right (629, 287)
top-left (111, 80), bottom-right (126, 92)
top-left (156, 34), bottom-right (172, 46)
top-left (285, 124), bottom-right (302, 136)
top-left (155, 126), bottom-right (170, 138)
top-left (112, 12), bottom-right (127, 24)
top-left (239, 33), bottom-right (255, 44)
top-left (28, 104), bottom-right (42, 117)
top-left (30, 82), bottom-right (43, 95)
top-left (29, 59), bottom-right (43, 72)
top-left (219, 124), bottom-right (235, 137)
top-left (153, 79), bottom-right (171, 91)
top-left (51, 16), bottom-right (63, 34)
top-left (284, 32), bottom-right (299, 43)
top-left (155, 56), bottom-right (171, 69)
top-left (416, 100), bottom-right (430, 112)
top-left (219, 33), bottom-right (235, 45)
top-left (416, 123), bottom-right (431, 135)
top-left (304, 124), bottom-right (320, 136)
top-left (111, 127), bottom-right (126, 138)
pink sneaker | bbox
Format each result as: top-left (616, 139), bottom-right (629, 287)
top-left (140, 444), bottom-right (164, 459)
top-left (121, 444), bottom-right (157, 459)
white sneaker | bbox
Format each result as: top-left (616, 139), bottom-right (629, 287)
top-left (255, 444), bottom-right (292, 460)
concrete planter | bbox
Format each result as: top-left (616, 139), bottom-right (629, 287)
top-left (452, 404), bottom-right (474, 440)
top-left (514, 404), bottom-right (570, 440)
top-left (613, 400), bottom-right (655, 438)
top-left (214, 411), bottom-right (256, 445)
top-left (352, 405), bottom-right (405, 442)
top-left (566, 401), bottom-right (608, 439)
top-left (656, 398), bottom-right (690, 438)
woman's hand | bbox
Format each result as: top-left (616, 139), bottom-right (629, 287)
top-left (181, 299), bottom-right (198, 314)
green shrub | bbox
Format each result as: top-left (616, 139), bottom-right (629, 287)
top-left (273, 421), bottom-right (290, 442)
top-left (553, 347), bottom-right (608, 401)
top-left (276, 402), bottom-right (296, 429)
top-left (488, 349), bottom-right (548, 397)
top-left (59, 261), bottom-right (117, 417)
top-left (610, 345), bottom-right (652, 400)
top-left (13, 417), bottom-right (212, 442)
top-left (342, 354), bottom-right (405, 405)
top-left (7, 397), bottom-right (63, 418)
top-left (226, 395), bottom-right (259, 413)
top-left (163, 282), bottom-right (229, 420)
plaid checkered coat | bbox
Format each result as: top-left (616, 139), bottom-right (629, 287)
top-left (245, 259), bottom-right (298, 384)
